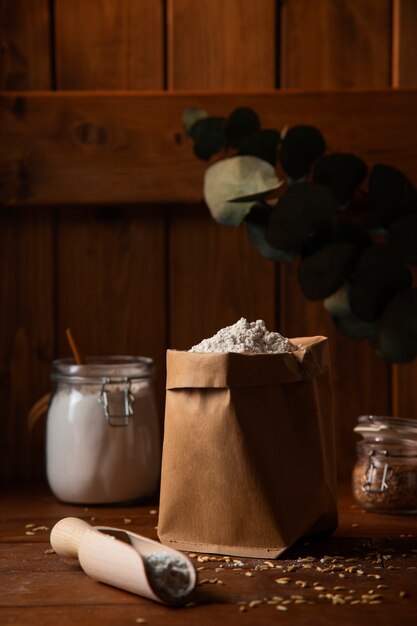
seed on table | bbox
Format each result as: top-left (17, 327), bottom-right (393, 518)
top-left (216, 580), bottom-right (224, 585)
top-left (334, 586), bottom-right (347, 590)
top-left (44, 548), bottom-right (55, 554)
top-left (25, 531), bottom-right (35, 536)
top-left (369, 600), bottom-right (382, 605)
top-left (314, 586), bottom-right (326, 592)
top-left (188, 553), bottom-right (197, 558)
top-left (377, 584), bottom-right (389, 589)
top-left (277, 605), bottom-right (288, 611)
top-left (25, 524), bottom-right (34, 528)
top-left (124, 518), bottom-right (132, 524)
top-left (135, 619), bottom-right (147, 624)
top-left (248, 600), bottom-right (262, 608)
top-left (239, 606), bottom-right (247, 612)
top-left (149, 510), bottom-right (157, 515)
top-left (245, 572), bottom-right (253, 577)
top-left (399, 591), bottom-right (408, 598)
top-left (275, 577), bottom-right (290, 584)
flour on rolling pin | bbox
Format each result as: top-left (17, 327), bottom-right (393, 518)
top-left (50, 517), bottom-right (196, 605)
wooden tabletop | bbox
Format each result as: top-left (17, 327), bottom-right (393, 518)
top-left (1, 484), bottom-right (416, 625)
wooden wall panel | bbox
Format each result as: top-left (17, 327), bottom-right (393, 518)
top-left (279, 0), bottom-right (393, 479)
top-left (56, 207), bottom-right (166, 415)
top-left (53, 0), bottom-right (167, 420)
top-left (0, 208), bottom-right (54, 482)
top-left (167, 0), bottom-right (276, 350)
top-left (167, 0), bottom-right (276, 89)
top-left (281, 0), bottom-right (392, 88)
top-left (391, 0), bottom-right (417, 420)
top-left (0, 0), bottom-right (51, 89)
top-left (0, 1), bottom-right (53, 483)
top-left (392, 0), bottom-right (417, 87)
top-left (55, 0), bottom-right (164, 89)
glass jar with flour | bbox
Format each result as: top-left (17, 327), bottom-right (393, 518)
top-left (46, 356), bottom-right (160, 504)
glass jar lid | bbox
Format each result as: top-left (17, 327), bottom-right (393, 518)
top-left (51, 356), bottom-right (155, 384)
top-left (354, 415), bottom-right (417, 445)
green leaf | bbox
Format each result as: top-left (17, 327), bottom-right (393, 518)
top-left (389, 213), bottom-right (417, 265)
top-left (301, 217), bottom-right (371, 257)
top-left (349, 244), bottom-right (412, 322)
top-left (369, 164), bottom-right (417, 227)
top-left (203, 156), bottom-right (280, 226)
top-left (324, 284), bottom-right (377, 340)
top-left (238, 129), bottom-right (280, 166)
top-left (182, 107), bottom-right (209, 134)
top-left (190, 116), bottom-right (226, 160)
top-left (297, 242), bottom-right (358, 300)
top-left (224, 107), bottom-right (260, 148)
top-left (266, 182), bottom-right (337, 252)
top-left (375, 288), bottom-right (417, 362)
top-left (246, 220), bottom-right (294, 262)
top-left (313, 153), bottom-right (367, 205)
top-left (280, 125), bottom-right (326, 179)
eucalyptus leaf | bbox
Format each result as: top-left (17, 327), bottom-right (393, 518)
top-left (313, 153), bottom-right (367, 205)
top-left (224, 107), bottom-right (260, 148)
top-left (349, 244), bottom-right (412, 322)
top-left (376, 288), bottom-right (417, 362)
top-left (228, 182), bottom-right (282, 203)
top-left (246, 220), bottom-right (294, 262)
top-left (297, 242), bottom-right (358, 301)
top-left (266, 182), bottom-right (337, 252)
top-left (190, 116), bottom-right (226, 160)
top-left (280, 125), bottom-right (326, 179)
top-left (324, 284), bottom-right (377, 340)
top-left (182, 107), bottom-right (209, 134)
top-left (203, 156), bottom-right (280, 226)
top-left (389, 213), bottom-right (417, 265)
top-left (369, 163), bottom-right (417, 227)
top-left (301, 217), bottom-right (371, 257)
top-left (238, 129), bottom-right (280, 166)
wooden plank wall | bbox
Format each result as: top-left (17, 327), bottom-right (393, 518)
top-left (1, 0), bottom-right (417, 484)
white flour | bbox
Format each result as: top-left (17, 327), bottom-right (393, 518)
top-left (189, 318), bottom-right (298, 354)
top-left (143, 553), bottom-right (191, 601)
top-left (46, 383), bottom-right (160, 504)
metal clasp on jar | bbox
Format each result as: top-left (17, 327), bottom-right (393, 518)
top-left (98, 377), bottom-right (135, 426)
top-left (363, 449), bottom-right (393, 493)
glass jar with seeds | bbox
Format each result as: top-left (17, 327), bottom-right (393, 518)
top-left (352, 415), bottom-right (417, 514)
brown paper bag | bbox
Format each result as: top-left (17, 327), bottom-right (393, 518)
top-left (158, 336), bottom-right (337, 558)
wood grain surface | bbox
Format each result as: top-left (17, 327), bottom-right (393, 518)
top-left (0, 0), bottom-right (51, 89)
top-left (55, 0), bottom-right (165, 89)
top-left (0, 485), bottom-right (416, 625)
top-left (167, 0), bottom-right (276, 89)
top-left (280, 0), bottom-right (392, 88)
top-left (2, 90), bottom-right (417, 206)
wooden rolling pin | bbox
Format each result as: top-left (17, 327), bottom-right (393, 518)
top-left (50, 517), bottom-right (196, 605)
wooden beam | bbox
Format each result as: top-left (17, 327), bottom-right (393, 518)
top-left (1, 89), bottom-right (417, 206)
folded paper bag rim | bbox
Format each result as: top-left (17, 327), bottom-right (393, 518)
top-left (166, 335), bottom-right (329, 389)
